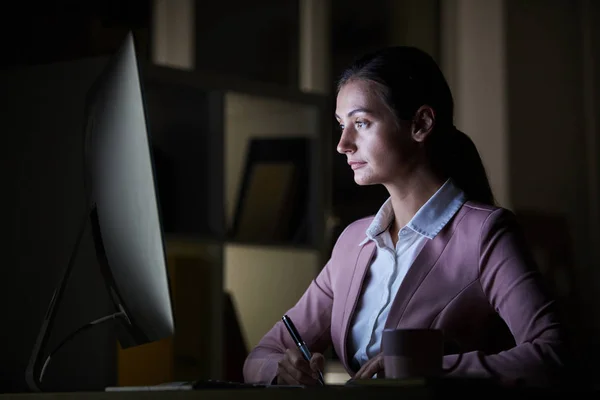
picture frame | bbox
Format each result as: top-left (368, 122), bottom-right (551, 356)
top-left (230, 137), bottom-right (311, 245)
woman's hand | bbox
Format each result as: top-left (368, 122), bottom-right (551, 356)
top-left (276, 348), bottom-right (325, 386)
top-left (353, 353), bottom-right (385, 380)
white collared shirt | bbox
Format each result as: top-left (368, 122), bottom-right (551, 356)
top-left (349, 179), bottom-right (466, 369)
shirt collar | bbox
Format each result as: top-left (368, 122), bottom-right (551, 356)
top-left (358, 179), bottom-right (466, 246)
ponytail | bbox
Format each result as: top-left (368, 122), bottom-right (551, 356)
top-left (428, 126), bottom-right (495, 206)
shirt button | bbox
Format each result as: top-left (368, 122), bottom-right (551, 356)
top-left (400, 229), bottom-right (407, 235)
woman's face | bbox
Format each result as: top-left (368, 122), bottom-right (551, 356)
top-left (335, 79), bottom-right (421, 186)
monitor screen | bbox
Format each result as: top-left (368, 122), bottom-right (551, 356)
top-left (86, 32), bottom-right (174, 347)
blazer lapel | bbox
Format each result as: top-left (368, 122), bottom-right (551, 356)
top-left (339, 241), bottom-right (376, 370)
top-left (384, 218), bottom-right (456, 330)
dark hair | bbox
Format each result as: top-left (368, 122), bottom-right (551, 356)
top-left (337, 46), bottom-right (495, 206)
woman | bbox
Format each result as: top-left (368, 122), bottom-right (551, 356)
top-left (243, 46), bottom-right (565, 387)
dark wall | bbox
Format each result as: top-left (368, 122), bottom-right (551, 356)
top-left (194, 0), bottom-right (300, 87)
top-left (0, 2), bottom-right (150, 69)
top-left (506, 0), bottom-right (600, 378)
top-left (1, 57), bottom-right (118, 392)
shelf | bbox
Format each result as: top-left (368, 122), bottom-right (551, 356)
top-left (164, 233), bottom-right (320, 251)
top-left (223, 239), bottom-right (319, 251)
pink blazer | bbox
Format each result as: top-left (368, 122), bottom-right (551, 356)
top-left (243, 202), bottom-right (566, 386)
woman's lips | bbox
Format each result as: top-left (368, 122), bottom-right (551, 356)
top-left (348, 161), bottom-right (367, 170)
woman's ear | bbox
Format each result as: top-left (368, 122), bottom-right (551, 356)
top-left (411, 105), bottom-right (436, 143)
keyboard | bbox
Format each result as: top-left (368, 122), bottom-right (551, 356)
top-left (106, 380), bottom-right (304, 391)
top-left (192, 380), bottom-right (269, 389)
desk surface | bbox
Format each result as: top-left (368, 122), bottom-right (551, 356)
top-left (0, 384), bottom-right (587, 399)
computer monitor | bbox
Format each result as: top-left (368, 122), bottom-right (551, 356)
top-left (26, 32), bottom-right (174, 391)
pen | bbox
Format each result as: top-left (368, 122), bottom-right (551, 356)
top-left (281, 315), bottom-right (326, 386)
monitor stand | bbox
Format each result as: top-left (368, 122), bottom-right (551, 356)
top-left (25, 205), bottom-right (130, 392)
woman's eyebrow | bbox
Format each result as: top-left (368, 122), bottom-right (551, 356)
top-left (335, 108), bottom-right (374, 119)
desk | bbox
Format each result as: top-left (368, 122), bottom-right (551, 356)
top-left (0, 384), bottom-right (585, 400)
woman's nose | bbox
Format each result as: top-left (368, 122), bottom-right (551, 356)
top-left (337, 129), bottom-right (356, 154)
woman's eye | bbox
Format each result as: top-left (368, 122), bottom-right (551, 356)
top-left (339, 124), bottom-right (345, 131)
top-left (355, 120), bottom-right (368, 129)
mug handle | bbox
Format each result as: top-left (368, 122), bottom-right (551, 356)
top-left (442, 351), bottom-right (463, 374)
top-left (442, 338), bottom-right (463, 374)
